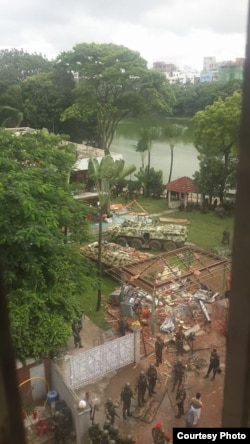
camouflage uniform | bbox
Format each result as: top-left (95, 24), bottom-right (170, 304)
top-left (136, 371), bottom-right (148, 407)
top-left (172, 360), bottom-right (185, 392)
top-left (175, 327), bottom-right (185, 356)
top-left (120, 383), bottom-right (134, 419)
top-left (104, 398), bottom-right (119, 425)
top-left (155, 336), bottom-right (164, 366)
top-left (146, 364), bottom-right (158, 397)
top-left (88, 422), bottom-right (102, 444)
top-left (175, 385), bottom-right (186, 417)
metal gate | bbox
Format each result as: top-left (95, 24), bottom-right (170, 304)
top-left (70, 333), bottom-right (135, 389)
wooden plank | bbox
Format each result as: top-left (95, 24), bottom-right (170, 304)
top-left (158, 217), bottom-right (190, 225)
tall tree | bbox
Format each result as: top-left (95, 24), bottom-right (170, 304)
top-left (193, 92), bottom-right (241, 201)
top-left (0, 129), bottom-right (95, 361)
top-left (60, 43), bottom-right (174, 154)
top-left (88, 156), bottom-right (136, 311)
top-left (0, 84), bottom-right (24, 127)
top-left (161, 123), bottom-right (187, 183)
top-left (0, 49), bottom-right (50, 84)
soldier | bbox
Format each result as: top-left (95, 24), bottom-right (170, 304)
top-left (221, 227), bottom-right (230, 245)
top-left (88, 421), bottom-right (102, 444)
top-left (120, 382), bottom-right (134, 419)
top-left (101, 429), bottom-right (110, 444)
top-left (123, 435), bottom-right (136, 444)
top-left (109, 424), bottom-right (119, 441)
top-left (103, 419), bottom-right (112, 433)
top-left (172, 359), bottom-right (186, 392)
top-left (135, 370), bottom-right (148, 407)
top-left (71, 319), bottom-right (83, 348)
top-left (104, 398), bottom-right (119, 425)
top-left (146, 363), bottom-right (158, 397)
top-left (175, 325), bottom-right (185, 356)
top-left (175, 383), bottom-right (186, 418)
top-left (204, 348), bottom-right (220, 380)
top-left (152, 423), bottom-right (171, 444)
top-left (155, 335), bottom-right (164, 367)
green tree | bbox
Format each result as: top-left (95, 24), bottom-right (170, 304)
top-left (173, 80), bottom-right (242, 117)
top-left (135, 167), bottom-right (165, 198)
top-left (0, 129), bottom-right (95, 361)
top-left (60, 43), bottom-right (174, 154)
top-left (88, 156), bottom-right (136, 311)
top-left (0, 84), bottom-right (24, 127)
top-left (0, 49), bottom-right (50, 84)
top-left (161, 123), bottom-right (187, 183)
top-left (193, 92), bottom-right (241, 201)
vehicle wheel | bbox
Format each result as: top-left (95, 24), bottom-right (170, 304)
top-left (163, 241), bottom-right (176, 251)
top-left (115, 236), bottom-right (127, 247)
top-left (130, 238), bottom-right (142, 250)
top-left (149, 240), bottom-right (161, 251)
top-left (176, 241), bottom-right (185, 248)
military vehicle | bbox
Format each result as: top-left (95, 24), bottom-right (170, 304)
top-left (104, 221), bottom-right (188, 251)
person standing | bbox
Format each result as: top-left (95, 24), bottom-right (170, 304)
top-left (136, 371), bottom-right (148, 407)
top-left (175, 384), bottom-right (186, 418)
top-left (172, 359), bottom-right (185, 392)
top-left (221, 227), bottom-right (230, 245)
top-left (104, 398), bottom-right (119, 425)
top-left (155, 336), bottom-right (164, 367)
top-left (204, 349), bottom-right (220, 380)
top-left (71, 319), bottom-right (83, 348)
top-left (175, 325), bottom-right (186, 356)
top-left (190, 392), bottom-right (203, 426)
top-left (146, 363), bottom-right (158, 397)
top-left (120, 382), bottom-right (134, 419)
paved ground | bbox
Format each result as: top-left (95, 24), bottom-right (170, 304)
top-left (63, 315), bottom-right (226, 443)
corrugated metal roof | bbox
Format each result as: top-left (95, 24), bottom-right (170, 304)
top-left (166, 176), bottom-right (197, 193)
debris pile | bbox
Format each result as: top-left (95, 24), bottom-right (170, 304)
top-left (81, 242), bottom-right (153, 267)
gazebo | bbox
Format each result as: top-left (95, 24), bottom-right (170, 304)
top-left (166, 176), bottom-right (197, 209)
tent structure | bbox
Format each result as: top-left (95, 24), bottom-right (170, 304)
top-left (166, 176), bottom-right (197, 209)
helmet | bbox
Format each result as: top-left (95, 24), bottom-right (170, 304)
top-left (140, 370), bottom-right (145, 375)
top-left (156, 422), bottom-right (162, 429)
top-left (107, 397), bottom-right (112, 403)
top-left (125, 382), bottom-right (130, 387)
top-left (150, 363), bottom-right (155, 368)
top-left (103, 429), bottom-right (109, 436)
top-left (104, 419), bottom-right (111, 426)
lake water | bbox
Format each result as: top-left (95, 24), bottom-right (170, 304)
top-left (110, 118), bottom-right (199, 183)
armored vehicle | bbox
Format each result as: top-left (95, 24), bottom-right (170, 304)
top-left (104, 221), bottom-right (188, 251)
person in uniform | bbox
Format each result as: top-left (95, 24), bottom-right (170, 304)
top-left (146, 363), bottom-right (158, 397)
top-left (152, 423), bottom-right (171, 444)
top-left (172, 359), bottom-right (186, 392)
top-left (175, 325), bottom-right (185, 356)
top-left (120, 382), bottom-right (134, 419)
top-left (221, 227), bottom-right (230, 245)
top-left (155, 336), bottom-right (164, 367)
top-left (135, 370), bottom-right (148, 407)
top-left (71, 319), bottom-right (83, 348)
top-left (104, 398), bottom-right (119, 425)
top-left (175, 383), bottom-right (186, 418)
top-left (204, 349), bottom-right (220, 380)
top-left (88, 421), bottom-right (102, 444)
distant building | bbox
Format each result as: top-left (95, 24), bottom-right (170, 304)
top-left (201, 57), bottom-right (244, 83)
top-left (152, 61), bottom-right (199, 84)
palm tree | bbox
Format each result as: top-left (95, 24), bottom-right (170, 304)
top-left (162, 123), bottom-right (187, 183)
top-left (88, 156), bottom-right (136, 311)
top-left (0, 84), bottom-right (24, 127)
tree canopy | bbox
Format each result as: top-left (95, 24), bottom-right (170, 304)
top-left (193, 91), bottom-right (241, 200)
top-left (0, 129), bottom-right (96, 361)
top-left (60, 43), bottom-right (175, 154)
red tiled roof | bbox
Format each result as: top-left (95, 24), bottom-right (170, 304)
top-left (166, 176), bottom-right (197, 193)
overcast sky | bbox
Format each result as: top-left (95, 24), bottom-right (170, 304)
top-left (1, 0), bottom-right (248, 70)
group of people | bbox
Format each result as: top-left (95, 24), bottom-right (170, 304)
top-left (88, 419), bottom-right (137, 443)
